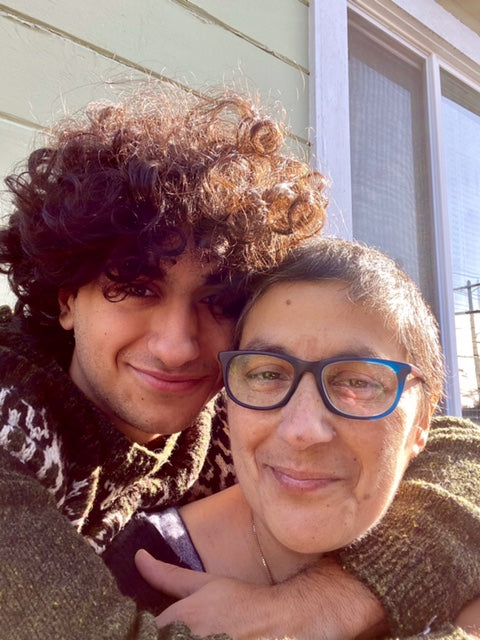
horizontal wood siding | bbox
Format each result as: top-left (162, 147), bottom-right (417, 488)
top-left (1, 1), bottom-right (309, 137)
top-left (0, 0), bottom-right (310, 302)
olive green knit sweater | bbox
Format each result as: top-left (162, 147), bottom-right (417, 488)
top-left (335, 415), bottom-right (480, 636)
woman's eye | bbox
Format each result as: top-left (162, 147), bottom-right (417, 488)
top-left (330, 375), bottom-right (383, 395)
top-left (345, 378), bottom-right (371, 388)
top-left (247, 370), bottom-right (281, 381)
top-left (335, 377), bottom-right (371, 387)
top-left (246, 369), bottom-right (290, 383)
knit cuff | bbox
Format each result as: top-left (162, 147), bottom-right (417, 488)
top-left (333, 481), bottom-right (480, 636)
top-left (386, 624), bottom-right (473, 640)
top-left (158, 621), bottom-right (231, 640)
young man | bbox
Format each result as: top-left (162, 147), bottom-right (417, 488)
top-left (0, 82), bottom-right (478, 640)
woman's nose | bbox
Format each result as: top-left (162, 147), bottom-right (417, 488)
top-left (275, 374), bottom-right (336, 448)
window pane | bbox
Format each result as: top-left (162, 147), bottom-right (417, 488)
top-left (348, 19), bottom-right (438, 315)
top-left (441, 71), bottom-right (480, 421)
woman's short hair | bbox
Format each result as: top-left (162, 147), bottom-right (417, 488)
top-left (235, 236), bottom-right (445, 413)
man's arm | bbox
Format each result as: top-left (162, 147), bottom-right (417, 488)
top-left (136, 553), bottom-right (476, 640)
top-left (136, 552), bottom-right (385, 640)
top-left (136, 416), bottom-right (480, 640)
top-left (0, 448), bottom-right (228, 640)
top-left (333, 415), bottom-right (480, 636)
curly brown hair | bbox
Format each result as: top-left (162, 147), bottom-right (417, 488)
top-left (0, 82), bottom-right (327, 331)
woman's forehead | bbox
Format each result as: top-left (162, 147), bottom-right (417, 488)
top-left (240, 280), bottom-right (407, 362)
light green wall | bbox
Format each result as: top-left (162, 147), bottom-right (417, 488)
top-left (0, 0), bottom-right (310, 304)
top-left (1, 1), bottom-right (310, 160)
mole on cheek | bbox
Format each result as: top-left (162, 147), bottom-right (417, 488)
top-left (285, 299), bottom-right (292, 306)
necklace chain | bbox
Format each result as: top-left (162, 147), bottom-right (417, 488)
top-left (251, 516), bottom-right (275, 586)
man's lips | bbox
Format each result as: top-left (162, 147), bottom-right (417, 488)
top-left (267, 464), bottom-right (341, 492)
top-left (129, 365), bottom-right (211, 393)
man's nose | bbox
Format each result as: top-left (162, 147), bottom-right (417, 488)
top-left (275, 374), bottom-right (336, 449)
top-left (147, 303), bottom-right (200, 368)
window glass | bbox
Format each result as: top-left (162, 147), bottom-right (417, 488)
top-left (441, 71), bottom-right (480, 421)
top-left (348, 18), bottom-right (438, 316)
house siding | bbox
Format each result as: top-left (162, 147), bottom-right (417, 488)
top-left (0, 0), bottom-right (310, 179)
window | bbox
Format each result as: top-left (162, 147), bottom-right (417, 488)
top-left (441, 71), bottom-right (480, 418)
top-left (310, 1), bottom-right (480, 418)
top-left (348, 15), bottom-right (439, 318)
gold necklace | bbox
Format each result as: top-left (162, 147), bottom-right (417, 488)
top-left (251, 516), bottom-right (275, 585)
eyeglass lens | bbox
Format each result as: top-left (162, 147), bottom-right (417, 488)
top-left (226, 353), bottom-right (401, 417)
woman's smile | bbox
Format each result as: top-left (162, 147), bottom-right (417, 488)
top-left (266, 463), bottom-right (343, 494)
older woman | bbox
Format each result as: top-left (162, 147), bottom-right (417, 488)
top-left (107, 237), bottom-right (478, 639)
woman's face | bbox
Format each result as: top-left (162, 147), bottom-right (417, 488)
top-left (228, 280), bottom-right (430, 555)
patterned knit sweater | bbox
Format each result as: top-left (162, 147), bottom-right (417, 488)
top-left (0, 307), bottom-right (479, 640)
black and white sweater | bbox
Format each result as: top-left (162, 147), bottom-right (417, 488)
top-left (0, 306), bottom-right (235, 553)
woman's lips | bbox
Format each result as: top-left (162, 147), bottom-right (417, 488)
top-left (268, 465), bottom-right (341, 493)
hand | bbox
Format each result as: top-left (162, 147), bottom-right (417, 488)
top-left (135, 550), bottom-right (272, 639)
top-left (456, 595), bottom-right (480, 639)
top-left (135, 550), bottom-right (386, 640)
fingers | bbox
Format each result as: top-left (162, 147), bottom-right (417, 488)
top-left (134, 549), bottom-right (215, 598)
top-left (155, 596), bottom-right (198, 628)
top-left (456, 594), bottom-right (480, 638)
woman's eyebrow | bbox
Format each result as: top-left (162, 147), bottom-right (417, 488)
top-left (239, 340), bottom-right (291, 355)
top-left (239, 340), bottom-right (384, 360)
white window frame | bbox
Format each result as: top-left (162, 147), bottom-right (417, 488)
top-left (309, 0), bottom-right (480, 415)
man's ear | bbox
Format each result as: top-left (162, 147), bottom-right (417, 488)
top-left (58, 289), bottom-right (75, 330)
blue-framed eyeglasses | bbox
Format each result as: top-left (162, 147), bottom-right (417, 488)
top-left (218, 351), bottom-right (425, 420)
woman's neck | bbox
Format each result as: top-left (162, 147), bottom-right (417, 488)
top-left (179, 485), bottom-right (322, 585)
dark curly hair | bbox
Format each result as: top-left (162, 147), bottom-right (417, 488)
top-left (0, 82), bottom-right (327, 332)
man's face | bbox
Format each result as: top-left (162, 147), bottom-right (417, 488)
top-left (58, 252), bottom-right (235, 443)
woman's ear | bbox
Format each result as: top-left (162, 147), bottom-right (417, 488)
top-left (410, 394), bottom-right (438, 459)
top-left (411, 424), bottom-right (429, 458)
top-left (58, 289), bottom-right (75, 330)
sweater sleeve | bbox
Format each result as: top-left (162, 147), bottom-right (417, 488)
top-left (334, 416), bottom-right (480, 637)
top-left (389, 624), bottom-right (474, 640)
top-left (0, 447), bottom-right (229, 640)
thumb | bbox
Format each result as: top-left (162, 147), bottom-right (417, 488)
top-left (135, 549), bottom-right (217, 598)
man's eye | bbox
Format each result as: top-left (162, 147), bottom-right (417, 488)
top-left (203, 290), bottom-right (247, 320)
top-left (202, 295), bottom-right (226, 318)
top-left (123, 284), bottom-right (156, 298)
top-left (202, 294), bottom-right (220, 306)
top-left (201, 292), bottom-right (243, 320)
top-left (104, 280), bottom-right (159, 304)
